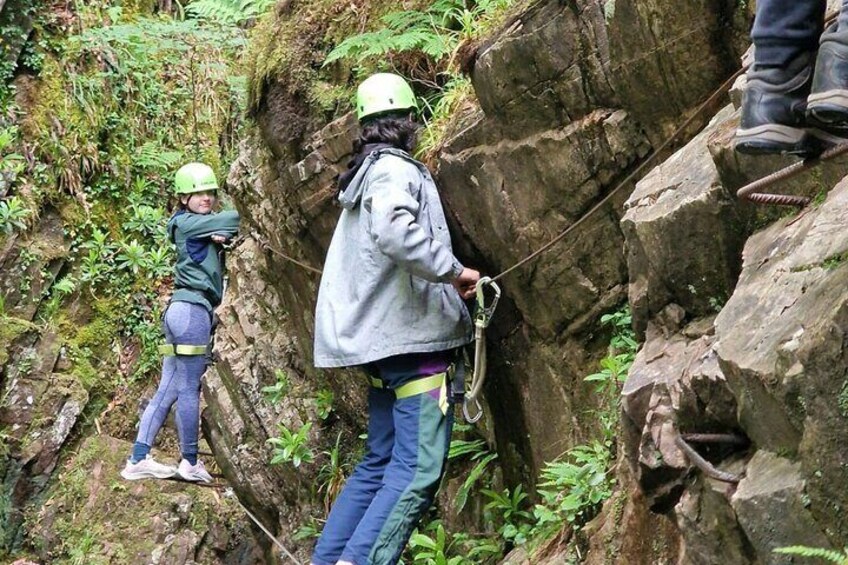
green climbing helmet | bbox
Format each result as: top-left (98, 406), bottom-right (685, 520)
top-left (174, 162), bottom-right (219, 195)
top-left (356, 73), bottom-right (419, 121)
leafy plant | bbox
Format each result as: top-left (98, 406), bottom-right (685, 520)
top-left (186, 0), bottom-right (276, 25)
top-left (116, 239), bottom-right (147, 274)
top-left (482, 485), bottom-right (533, 546)
top-left (0, 196), bottom-right (31, 234)
top-left (315, 388), bottom-right (334, 420)
top-left (145, 246), bottom-right (173, 279)
top-left (41, 275), bottom-right (78, 321)
top-left (262, 369), bottom-right (291, 405)
top-left (293, 520), bottom-right (322, 541)
top-left (317, 432), bottom-right (350, 513)
top-left (448, 431), bottom-right (498, 514)
top-left (532, 441), bottom-right (614, 538)
top-left (408, 520), bottom-right (464, 565)
top-left (267, 422), bottom-right (314, 467)
top-left (584, 306), bottom-right (637, 396)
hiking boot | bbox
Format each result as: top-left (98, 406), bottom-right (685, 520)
top-left (177, 459), bottom-right (213, 483)
top-left (120, 455), bottom-right (177, 480)
top-left (735, 53), bottom-right (818, 155)
top-left (807, 32), bottom-right (848, 135)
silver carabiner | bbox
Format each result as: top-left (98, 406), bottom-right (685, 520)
top-left (474, 277), bottom-right (501, 329)
top-left (462, 396), bottom-right (484, 424)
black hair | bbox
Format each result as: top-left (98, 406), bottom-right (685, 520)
top-left (354, 112), bottom-right (419, 154)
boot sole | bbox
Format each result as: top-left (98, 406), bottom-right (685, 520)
top-left (735, 124), bottom-right (810, 155)
top-left (808, 90), bottom-right (848, 119)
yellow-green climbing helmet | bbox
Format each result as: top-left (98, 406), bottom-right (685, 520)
top-left (174, 162), bottom-right (219, 195)
top-left (356, 73), bottom-right (419, 121)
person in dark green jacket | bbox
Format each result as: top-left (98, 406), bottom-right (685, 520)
top-left (121, 162), bottom-right (239, 483)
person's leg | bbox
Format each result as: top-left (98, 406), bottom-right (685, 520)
top-left (340, 376), bottom-right (453, 565)
top-left (736, 0), bottom-right (827, 155)
top-left (121, 303), bottom-right (185, 480)
top-left (751, 0), bottom-right (825, 68)
top-left (171, 302), bottom-right (211, 465)
top-left (807, 1), bottom-right (848, 130)
top-left (311, 386), bottom-right (395, 565)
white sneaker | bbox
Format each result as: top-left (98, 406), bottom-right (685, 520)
top-left (120, 455), bottom-right (177, 480)
top-left (177, 459), bottom-right (213, 483)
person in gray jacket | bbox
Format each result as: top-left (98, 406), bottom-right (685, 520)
top-left (311, 73), bottom-right (479, 565)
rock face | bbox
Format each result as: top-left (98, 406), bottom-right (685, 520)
top-left (716, 175), bottom-right (848, 548)
top-left (622, 105), bottom-right (745, 334)
top-left (431, 0), bottom-right (741, 483)
top-left (211, 0), bottom-right (754, 562)
top-left (27, 435), bottom-right (262, 564)
top-left (617, 53), bottom-right (848, 562)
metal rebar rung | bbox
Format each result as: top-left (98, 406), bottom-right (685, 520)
top-left (675, 435), bottom-right (742, 484)
top-left (736, 142), bottom-right (848, 207)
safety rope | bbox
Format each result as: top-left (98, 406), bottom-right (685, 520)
top-left (489, 68), bottom-right (744, 283)
top-left (251, 231), bottom-right (324, 275)
top-left (225, 489), bottom-right (304, 565)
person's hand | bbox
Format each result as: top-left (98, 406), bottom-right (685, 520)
top-left (211, 234), bottom-right (229, 244)
top-left (452, 268), bottom-right (480, 300)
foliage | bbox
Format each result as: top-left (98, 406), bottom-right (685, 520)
top-left (0, 196), bottom-right (30, 234)
top-left (773, 546), bottom-right (848, 564)
top-left (408, 520), bottom-right (464, 565)
top-left (186, 0), bottom-right (276, 25)
top-left (317, 432), bottom-right (350, 513)
top-left (262, 369), bottom-right (291, 405)
top-left (315, 388), bottom-right (334, 420)
top-left (267, 422), bottom-right (314, 467)
top-left (482, 485), bottom-right (533, 546)
top-left (324, 0), bottom-right (512, 68)
top-left (448, 428), bottom-right (498, 514)
top-left (584, 307), bottom-right (637, 397)
top-left (532, 441), bottom-right (615, 537)
top-left (407, 519), bottom-right (502, 565)
top-left (322, 0), bottom-right (515, 157)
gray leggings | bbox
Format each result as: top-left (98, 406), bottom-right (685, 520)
top-left (135, 301), bottom-right (211, 459)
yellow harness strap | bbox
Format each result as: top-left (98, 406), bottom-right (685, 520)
top-left (158, 344), bottom-right (208, 357)
top-left (369, 372), bottom-right (448, 414)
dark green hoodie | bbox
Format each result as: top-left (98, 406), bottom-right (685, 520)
top-left (167, 209), bottom-right (240, 312)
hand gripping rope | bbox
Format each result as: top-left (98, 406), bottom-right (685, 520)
top-left (462, 277), bottom-right (500, 423)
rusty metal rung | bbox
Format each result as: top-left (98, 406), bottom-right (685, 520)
top-left (675, 435), bottom-right (742, 484)
top-left (737, 142), bottom-right (848, 207)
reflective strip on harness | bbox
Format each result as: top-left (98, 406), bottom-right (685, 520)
top-left (395, 373), bottom-right (445, 399)
top-left (368, 372), bottom-right (446, 398)
top-left (158, 344), bottom-right (208, 356)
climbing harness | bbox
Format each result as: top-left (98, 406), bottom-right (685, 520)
top-left (736, 140), bottom-right (848, 207)
top-left (370, 372), bottom-right (451, 414)
top-left (462, 277), bottom-right (500, 423)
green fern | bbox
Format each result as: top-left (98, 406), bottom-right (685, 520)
top-left (186, 0), bottom-right (275, 25)
top-left (324, 1), bottom-right (465, 67)
top-left (773, 546), bottom-right (848, 564)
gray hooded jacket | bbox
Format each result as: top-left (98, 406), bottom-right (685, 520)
top-left (313, 148), bottom-right (473, 368)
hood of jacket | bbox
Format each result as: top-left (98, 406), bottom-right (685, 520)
top-left (337, 144), bottom-right (413, 210)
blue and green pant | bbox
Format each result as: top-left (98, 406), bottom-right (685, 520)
top-left (312, 356), bottom-right (453, 565)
